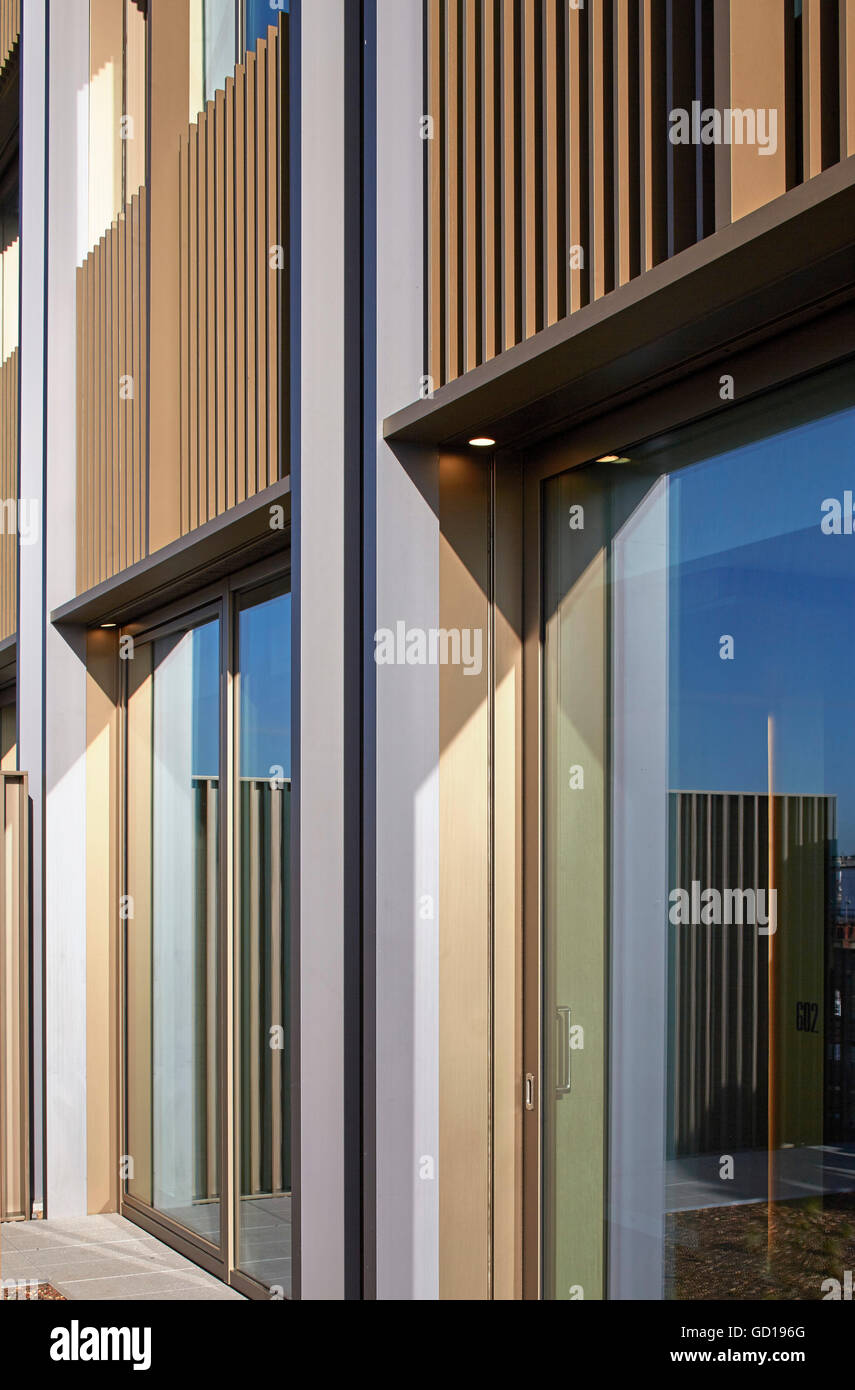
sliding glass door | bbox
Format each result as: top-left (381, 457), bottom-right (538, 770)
top-left (537, 362), bottom-right (855, 1300)
top-left (126, 613), bottom-right (223, 1245)
top-left (123, 566), bottom-right (291, 1295)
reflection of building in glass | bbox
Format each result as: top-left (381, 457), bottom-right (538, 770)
top-left (668, 791), bottom-right (836, 1158)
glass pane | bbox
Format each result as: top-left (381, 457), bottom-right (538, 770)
top-left (189, 0), bottom-right (237, 121)
top-left (542, 363), bottom-right (855, 1300)
top-left (235, 583), bottom-right (291, 1293)
top-left (246, 0), bottom-right (288, 54)
top-left (542, 469), bottom-right (609, 1301)
top-left (126, 618), bottom-right (221, 1246)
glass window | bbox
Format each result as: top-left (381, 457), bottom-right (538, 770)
top-left (542, 361), bottom-right (855, 1300)
top-left (235, 582), bottom-right (292, 1294)
top-left (189, 1), bottom-right (287, 122)
top-left (126, 617), bottom-right (222, 1246)
top-left (189, 0), bottom-right (237, 121)
top-left (246, 0), bottom-right (288, 54)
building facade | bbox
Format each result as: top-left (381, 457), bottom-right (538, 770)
top-left (0, 0), bottom-right (854, 1301)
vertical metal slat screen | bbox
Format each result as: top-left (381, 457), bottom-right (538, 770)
top-left (76, 188), bottom-right (148, 593)
top-left (178, 16), bottom-right (289, 539)
top-left (0, 0), bottom-right (19, 74)
top-left (427, 0), bottom-right (855, 391)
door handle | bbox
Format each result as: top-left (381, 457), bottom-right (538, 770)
top-left (556, 1005), bottom-right (572, 1097)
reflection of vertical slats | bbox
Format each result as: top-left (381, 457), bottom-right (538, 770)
top-left (270, 786), bottom-right (283, 1194)
top-left (277, 22), bottom-right (290, 486)
top-left (237, 780), bottom-right (290, 1201)
top-left (671, 790), bottom-right (832, 1156)
top-left (249, 782), bottom-right (261, 1193)
top-left (206, 780), bottom-right (218, 1198)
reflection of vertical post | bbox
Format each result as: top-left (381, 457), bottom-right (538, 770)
top-left (767, 715), bottom-right (776, 1261)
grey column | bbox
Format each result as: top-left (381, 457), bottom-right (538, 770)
top-left (297, 0), bottom-right (347, 1299)
top-left (17, 0), bottom-right (49, 1217)
top-left (374, 0), bottom-right (439, 1300)
top-left (42, 0), bottom-right (90, 1217)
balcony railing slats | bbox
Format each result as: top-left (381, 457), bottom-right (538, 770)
top-left (0, 0), bottom-right (19, 73)
top-left (76, 188), bottom-right (148, 593)
top-left (76, 16), bottom-right (288, 596)
top-left (179, 21), bottom-right (288, 539)
top-left (428, 0), bottom-right (855, 391)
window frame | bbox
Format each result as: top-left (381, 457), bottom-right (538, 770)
top-left (117, 551), bottom-right (293, 1299)
top-left (519, 310), bottom-right (855, 1300)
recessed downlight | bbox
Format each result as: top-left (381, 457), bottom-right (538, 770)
top-left (596, 453), bottom-right (632, 464)
top-left (469, 436), bottom-right (496, 448)
top-left (101, 622), bottom-right (117, 629)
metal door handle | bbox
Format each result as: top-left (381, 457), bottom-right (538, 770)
top-left (556, 1005), bottom-right (571, 1096)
